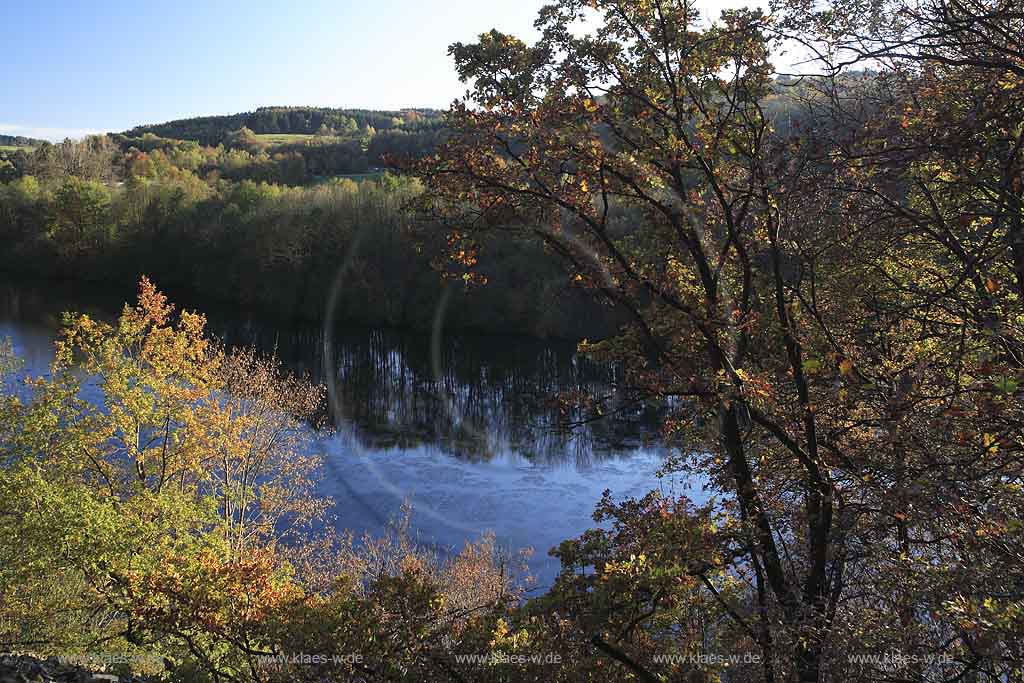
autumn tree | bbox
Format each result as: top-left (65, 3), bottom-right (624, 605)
top-left (225, 126), bottom-right (268, 153)
top-left (0, 278), bottom-right (329, 677)
top-left (413, 0), bottom-right (1024, 680)
top-left (771, 0), bottom-right (1024, 678)
top-left (0, 280), bottom-right (535, 682)
top-left (25, 135), bottom-right (117, 183)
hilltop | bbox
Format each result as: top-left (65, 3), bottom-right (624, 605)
top-left (0, 133), bottom-right (46, 150)
top-left (111, 106), bottom-right (448, 178)
top-left (123, 105), bottom-right (446, 146)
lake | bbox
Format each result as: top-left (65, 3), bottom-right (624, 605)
top-left (0, 278), bottom-right (692, 589)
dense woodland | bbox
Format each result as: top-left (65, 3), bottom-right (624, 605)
top-left (120, 106), bottom-right (448, 177)
top-left (2, 0), bottom-right (1024, 681)
top-left (0, 134), bottom-right (46, 149)
top-left (0, 91), bottom-right (811, 337)
top-left (126, 106), bottom-right (446, 145)
top-left (0, 119), bottom-right (620, 338)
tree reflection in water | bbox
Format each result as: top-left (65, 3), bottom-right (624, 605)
top-left (1, 278), bottom-right (667, 468)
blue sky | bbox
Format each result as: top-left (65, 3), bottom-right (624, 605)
top-left (2, 0), bottom-right (753, 141)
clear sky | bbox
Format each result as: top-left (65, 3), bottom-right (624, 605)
top-left (2, 0), bottom-right (753, 141)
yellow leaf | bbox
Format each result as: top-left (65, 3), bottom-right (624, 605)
top-left (983, 432), bottom-right (999, 453)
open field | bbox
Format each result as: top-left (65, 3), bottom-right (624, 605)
top-left (336, 171), bottom-right (385, 181)
top-left (311, 171), bottom-right (386, 183)
top-left (254, 133), bottom-right (341, 145)
top-left (0, 145), bottom-right (34, 153)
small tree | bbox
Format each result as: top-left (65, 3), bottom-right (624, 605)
top-left (48, 176), bottom-right (113, 265)
top-left (0, 278), bottom-right (329, 676)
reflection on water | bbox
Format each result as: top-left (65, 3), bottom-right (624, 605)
top-left (1, 277), bottom-right (666, 465)
top-left (218, 324), bottom-right (667, 467)
top-left (0, 278), bottom-right (682, 586)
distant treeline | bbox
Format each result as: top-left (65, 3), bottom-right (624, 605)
top-left (0, 135), bottom-right (623, 339)
top-left (2, 110), bottom-right (446, 181)
top-left (120, 106), bottom-right (448, 175)
top-left (0, 134), bottom-right (46, 148)
top-left (0, 88), bottom-right (826, 334)
top-left (125, 106), bottom-right (446, 144)
top-left (1, 84), bottom-right (828, 182)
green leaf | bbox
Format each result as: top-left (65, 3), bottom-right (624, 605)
top-left (802, 358), bottom-right (822, 374)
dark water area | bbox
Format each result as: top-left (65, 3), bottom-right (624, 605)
top-left (0, 277), bottom-right (693, 588)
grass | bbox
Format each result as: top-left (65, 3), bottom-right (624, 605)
top-left (254, 133), bottom-right (341, 145)
top-left (337, 171), bottom-right (385, 181)
top-left (0, 145), bottom-right (33, 153)
top-left (312, 171), bottom-right (386, 184)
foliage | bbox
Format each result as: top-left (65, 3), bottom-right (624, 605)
top-left (0, 279), bottom-right (323, 674)
top-left (0, 136), bottom-right (621, 339)
top-left (3, 0), bottom-right (1024, 680)
top-left (411, 0), bottom-right (1024, 680)
top-left (0, 134), bottom-right (46, 148)
top-left (0, 282), bottom-right (535, 683)
top-left (120, 106), bottom-right (446, 172)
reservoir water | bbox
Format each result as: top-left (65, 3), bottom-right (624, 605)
top-left (0, 278), bottom-right (691, 588)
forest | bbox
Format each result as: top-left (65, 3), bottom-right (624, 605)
top-left (1, 0), bottom-right (1023, 681)
top-left (0, 87), bottom-right (811, 338)
top-left (0, 122), bottom-right (620, 339)
top-left (125, 106), bottom-right (447, 145)
top-left (0, 134), bottom-right (46, 150)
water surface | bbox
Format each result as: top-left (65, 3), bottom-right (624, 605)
top-left (0, 278), bottom-right (690, 587)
